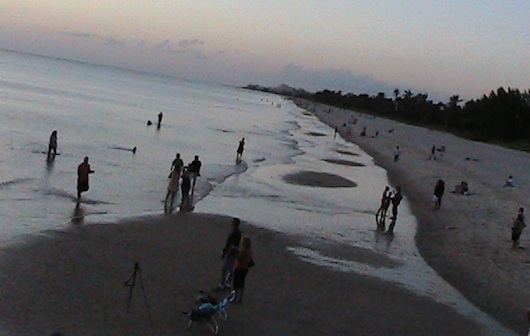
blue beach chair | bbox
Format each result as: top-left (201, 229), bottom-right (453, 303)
top-left (186, 290), bottom-right (236, 334)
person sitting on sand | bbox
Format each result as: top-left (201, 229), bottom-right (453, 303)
top-left (77, 156), bottom-right (94, 201)
top-left (503, 175), bottom-right (514, 188)
top-left (393, 146), bottom-right (401, 162)
top-left (511, 207), bottom-right (526, 249)
top-left (360, 127), bottom-right (366, 137)
top-left (452, 181), bottom-right (469, 195)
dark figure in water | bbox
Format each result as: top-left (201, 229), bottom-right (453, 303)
top-left (375, 186), bottom-right (392, 230)
top-left (48, 130), bottom-right (58, 156)
top-left (132, 147), bottom-right (137, 154)
top-left (77, 156), bottom-right (94, 201)
top-left (387, 186), bottom-right (403, 234)
top-left (188, 155), bottom-right (202, 194)
top-left (236, 138), bottom-right (245, 162)
top-left (157, 112), bottom-right (163, 128)
top-left (334, 126), bottom-right (338, 140)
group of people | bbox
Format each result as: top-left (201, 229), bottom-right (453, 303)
top-left (164, 154), bottom-right (202, 213)
top-left (375, 186), bottom-right (403, 234)
top-left (218, 218), bottom-right (254, 303)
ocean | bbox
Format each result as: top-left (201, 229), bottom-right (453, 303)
top-left (0, 50), bottom-right (515, 335)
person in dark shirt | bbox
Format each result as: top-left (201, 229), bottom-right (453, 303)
top-left (387, 186), bottom-right (403, 234)
top-left (77, 156), bottom-right (94, 201)
top-left (188, 155), bottom-right (202, 193)
top-left (218, 218), bottom-right (242, 289)
top-left (236, 138), bottom-right (245, 162)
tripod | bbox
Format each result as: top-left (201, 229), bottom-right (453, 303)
top-left (124, 262), bottom-right (153, 327)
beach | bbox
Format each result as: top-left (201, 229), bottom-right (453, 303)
top-left (298, 99), bottom-right (530, 334)
top-left (0, 213), bottom-right (480, 335)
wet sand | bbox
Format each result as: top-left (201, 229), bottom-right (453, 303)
top-left (297, 99), bottom-right (530, 334)
top-left (0, 213), bottom-right (479, 335)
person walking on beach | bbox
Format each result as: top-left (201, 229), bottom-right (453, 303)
top-left (429, 145), bottom-right (436, 160)
top-left (334, 126), bottom-right (338, 140)
top-left (376, 186), bottom-right (391, 229)
top-left (233, 237), bottom-right (253, 303)
top-left (387, 186), bottom-right (403, 234)
top-left (217, 218), bottom-right (242, 290)
top-left (77, 157), bottom-right (94, 201)
top-left (433, 179), bottom-right (445, 210)
top-left (48, 130), bottom-right (58, 156)
top-left (511, 207), bottom-right (526, 249)
top-left (394, 146), bottom-right (401, 162)
top-left (236, 138), bottom-right (245, 162)
top-left (188, 155), bottom-right (202, 194)
top-left (180, 167), bottom-right (191, 210)
top-left (169, 153), bottom-right (184, 179)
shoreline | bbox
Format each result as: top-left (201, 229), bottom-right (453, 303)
top-left (298, 99), bottom-right (530, 334)
top-left (0, 212), bottom-right (481, 335)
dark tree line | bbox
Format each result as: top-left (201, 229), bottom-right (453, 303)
top-left (304, 87), bottom-right (530, 148)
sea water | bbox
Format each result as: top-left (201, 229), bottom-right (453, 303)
top-left (0, 50), bottom-right (516, 335)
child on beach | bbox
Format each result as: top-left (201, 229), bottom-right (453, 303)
top-left (511, 207), bottom-right (526, 249)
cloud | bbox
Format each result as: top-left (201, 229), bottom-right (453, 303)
top-left (60, 32), bottom-right (127, 48)
top-left (178, 38), bottom-right (205, 48)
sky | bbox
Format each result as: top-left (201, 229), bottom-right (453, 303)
top-left (1, 0), bottom-right (530, 101)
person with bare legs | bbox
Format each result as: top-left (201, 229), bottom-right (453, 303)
top-left (233, 237), bottom-right (253, 303)
top-left (236, 138), bottom-right (245, 162)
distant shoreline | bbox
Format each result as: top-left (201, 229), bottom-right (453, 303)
top-left (297, 98), bottom-right (530, 334)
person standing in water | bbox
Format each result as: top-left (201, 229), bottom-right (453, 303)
top-left (164, 168), bottom-right (180, 213)
top-left (157, 112), bottom-right (163, 128)
top-left (236, 138), bottom-right (245, 162)
top-left (169, 153), bottom-right (184, 179)
top-left (387, 186), bottom-right (403, 234)
top-left (77, 157), bottom-right (94, 201)
top-left (180, 167), bottom-right (191, 210)
top-left (48, 130), bottom-right (58, 156)
top-left (188, 155), bottom-right (202, 194)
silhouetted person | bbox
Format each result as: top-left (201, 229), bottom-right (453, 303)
top-left (512, 207), bottom-right (526, 249)
top-left (132, 147), bottom-right (137, 154)
top-left (376, 186), bottom-right (392, 229)
top-left (218, 217), bottom-right (242, 290)
top-left (180, 168), bottom-right (191, 210)
top-left (157, 112), bottom-right (163, 128)
top-left (188, 155), bottom-right (202, 193)
top-left (433, 179), bottom-right (445, 210)
top-left (387, 186), bottom-right (403, 234)
top-left (170, 153), bottom-right (184, 179)
top-left (334, 126), bottom-right (338, 140)
top-left (48, 130), bottom-right (58, 156)
top-left (236, 138), bottom-right (245, 162)
top-left (77, 157), bottom-right (94, 201)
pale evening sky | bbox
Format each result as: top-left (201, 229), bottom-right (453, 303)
top-left (1, 0), bottom-right (529, 101)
